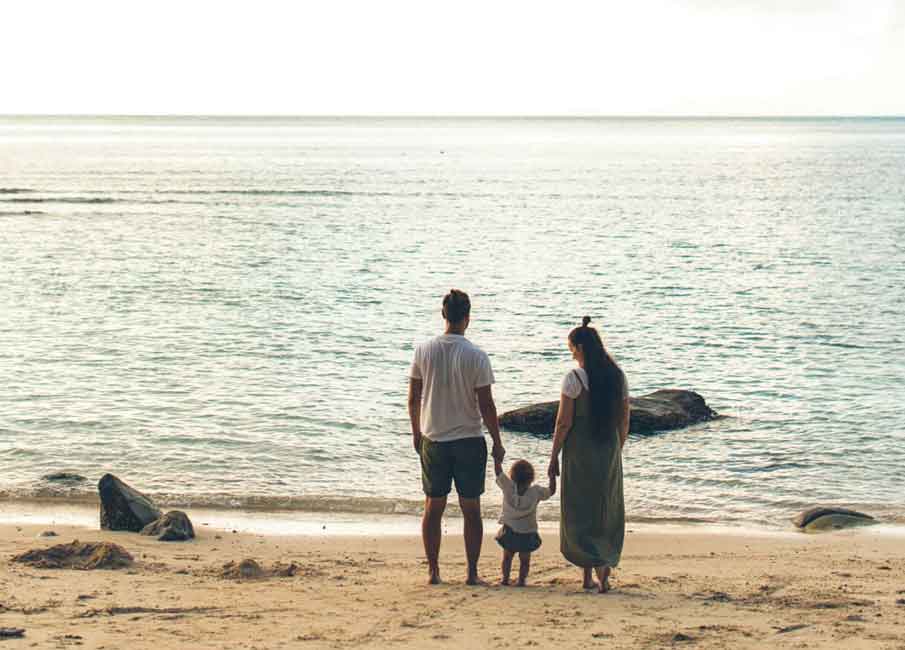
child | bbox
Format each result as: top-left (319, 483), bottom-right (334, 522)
top-left (494, 458), bottom-right (555, 586)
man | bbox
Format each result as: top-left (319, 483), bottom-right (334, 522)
top-left (408, 289), bottom-right (505, 585)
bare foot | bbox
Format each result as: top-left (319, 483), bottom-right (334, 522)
top-left (428, 568), bottom-right (442, 585)
top-left (515, 579), bottom-right (526, 587)
top-left (583, 579), bottom-right (599, 590)
top-left (596, 566), bottom-right (612, 594)
top-left (500, 577), bottom-right (510, 586)
top-left (466, 574), bottom-right (489, 586)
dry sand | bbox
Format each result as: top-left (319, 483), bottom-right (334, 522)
top-left (1, 517), bottom-right (904, 649)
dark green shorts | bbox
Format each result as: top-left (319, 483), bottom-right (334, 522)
top-left (420, 436), bottom-right (487, 499)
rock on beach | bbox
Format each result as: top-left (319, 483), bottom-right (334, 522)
top-left (141, 511), bottom-right (195, 542)
top-left (98, 474), bottom-right (162, 532)
top-left (793, 507), bottom-right (875, 532)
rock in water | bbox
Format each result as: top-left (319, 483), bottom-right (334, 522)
top-left (98, 474), bottom-right (162, 532)
top-left (41, 471), bottom-right (87, 484)
top-left (12, 540), bottom-right (133, 570)
top-left (499, 389), bottom-right (717, 436)
top-left (141, 511), bottom-right (195, 542)
top-left (793, 507), bottom-right (875, 532)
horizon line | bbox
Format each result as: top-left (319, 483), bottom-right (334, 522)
top-left (1, 113), bottom-right (904, 120)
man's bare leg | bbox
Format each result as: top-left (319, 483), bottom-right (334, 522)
top-left (516, 552), bottom-right (531, 587)
top-left (501, 549), bottom-right (514, 585)
top-left (422, 496), bottom-right (446, 584)
top-left (459, 496), bottom-right (483, 585)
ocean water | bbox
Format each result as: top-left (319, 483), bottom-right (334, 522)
top-left (1, 115), bottom-right (904, 528)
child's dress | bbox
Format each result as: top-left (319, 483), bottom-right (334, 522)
top-left (495, 472), bottom-right (552, 553)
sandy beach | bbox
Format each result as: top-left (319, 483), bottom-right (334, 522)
top-left (1, 513), bottom-right (904, 649)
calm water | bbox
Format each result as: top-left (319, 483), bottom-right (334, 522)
top-left (1, 116), bottom-right (904, 527)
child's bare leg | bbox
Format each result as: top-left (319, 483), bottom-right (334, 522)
top-left (582, 567), bottom-right (598, 589)
top-left (516, 552), bottom-right (531, 586)
top-left (501, 549), bottom-right (514, 585)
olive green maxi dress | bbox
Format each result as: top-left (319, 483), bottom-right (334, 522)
top-left (560, 372), bottom-right (625, 568)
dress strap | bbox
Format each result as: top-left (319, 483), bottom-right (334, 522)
top-left (571, 368), bottom-right (588, 393)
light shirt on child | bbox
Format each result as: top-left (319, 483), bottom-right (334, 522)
top-left (496, 472), bottom-right (552, 534)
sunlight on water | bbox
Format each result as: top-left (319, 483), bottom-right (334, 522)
top-left (1, 116), bottom-right (904, 527)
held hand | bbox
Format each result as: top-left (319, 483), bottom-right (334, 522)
top-left (493, 459), bottom-right (503, 476)
top-left (413, 432), bottom-right (422, 454)
top-left (491, 442), bottom-right (506, 465)
top-left (548, 456), bottom-right (560, 479)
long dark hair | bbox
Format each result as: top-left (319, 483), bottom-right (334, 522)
top-left (569, 316), bottom-right (625, 438)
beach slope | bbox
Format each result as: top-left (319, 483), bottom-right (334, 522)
top-left (1, 522), bottom-right (904, 649)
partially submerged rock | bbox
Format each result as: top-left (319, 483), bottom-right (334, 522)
top-left (12, 540), bottom-right (133, 570)
top-left (793, 507), bottom-right (876, 532)
top-left (499, 389), bottom-right (718, 436)
top-left (98, 474), bottom-right (162, 532)
top-left (141, 511), bottom-right (195, 542)
top-left (41, 471), bottom-right (87, 484)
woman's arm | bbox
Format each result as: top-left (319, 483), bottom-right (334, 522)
top-left (619, 397), bottom-right (631, 449)
top-left (548, 393), bottom-right (575, 478)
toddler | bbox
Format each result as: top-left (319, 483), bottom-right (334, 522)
top-left (494, 458), bottom-right (555, 586)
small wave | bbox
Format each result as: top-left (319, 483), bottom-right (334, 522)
top-left (0, 188), bottom-right (33, 194)
top-left (0, 210), bottom-right (46, 216)
top-left (162, 189), bottom-right (396, 198)
top-left (0, 196), bottom-right (117, 204)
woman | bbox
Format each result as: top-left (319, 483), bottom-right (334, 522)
top-left (548, 316), bottom-right (630, 593)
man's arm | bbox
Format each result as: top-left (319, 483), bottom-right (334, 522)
top-left (408, 378), bottom-right (423, 454)
top-left (476, 385), bottom-right (505, 467)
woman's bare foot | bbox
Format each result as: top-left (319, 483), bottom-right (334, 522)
top-left (428, 567), bottom-right (442, 585)
top-left (582, 567), bottom-right (598, 590)
top-left (594, 566), bottom-right (612, 594)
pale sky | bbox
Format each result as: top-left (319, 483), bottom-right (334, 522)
top-left (3, 0), bottom-right (904, 115)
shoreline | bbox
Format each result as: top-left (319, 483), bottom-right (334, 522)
top-left (3, 498), bottom-right (905, 539)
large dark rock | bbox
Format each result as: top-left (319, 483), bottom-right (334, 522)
top-left (499, 389), bottom-right (718, 436)
top-left (141, 511), bottom-right (195, 542)
top-left (793, 507), bottom-right (875, 532)
top-left (98, 474), bottom-right (162, 532)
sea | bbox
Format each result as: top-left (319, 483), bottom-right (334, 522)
top-left (1, 115), bottom-right (903, 529)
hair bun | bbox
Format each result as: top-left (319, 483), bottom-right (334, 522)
top-left (582, 316), bottom-right (591, 327)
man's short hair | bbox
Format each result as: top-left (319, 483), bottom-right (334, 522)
top-left (442, 289), bottom-right (471, 324)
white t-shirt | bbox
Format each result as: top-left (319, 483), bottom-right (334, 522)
top-left (496, 472), bottom-right (552, 534)
top-left (409, 334), bottom-right (495, 443)
top-left (561, 367), bottom-right (629, 399)
top-left (561, 367), bottom-right (589, 399)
